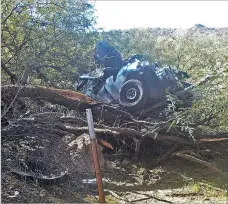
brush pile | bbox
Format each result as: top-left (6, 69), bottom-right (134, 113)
top-left (1, 85), bottom-right (228, 187)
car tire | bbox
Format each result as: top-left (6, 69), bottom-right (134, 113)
top-left (119, 79), bottom-right (148, 111)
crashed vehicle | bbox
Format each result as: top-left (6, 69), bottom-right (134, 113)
top-left (76, 42), bottom-right (192, 111)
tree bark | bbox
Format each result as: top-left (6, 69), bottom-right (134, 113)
top-left (1, 85), bottom-right (94, 110)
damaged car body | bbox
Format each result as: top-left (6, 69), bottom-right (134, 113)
top-left (76, 42), bottom-right (192, 111)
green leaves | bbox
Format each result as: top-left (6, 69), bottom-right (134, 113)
top-left (2, 1), bottom-right (227, 139)
top-left (101, 27), bottom-right (228, 138)
top-left (1, 0), bottom-right (97, 88)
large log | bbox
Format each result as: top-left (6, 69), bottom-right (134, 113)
top-left (1, 85), bottom-right (95, 110)
top-left (1, 85), bottom-right (136, 124)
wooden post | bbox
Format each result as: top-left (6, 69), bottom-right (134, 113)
top-left (86, 109), bottom-right (105, 203)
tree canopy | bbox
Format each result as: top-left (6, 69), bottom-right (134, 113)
top-left (1, 0), bottom-right (98, 88)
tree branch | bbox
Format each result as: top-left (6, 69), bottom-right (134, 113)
top-left (1, 4), bottom-right (18, 25)
top-left (1, 63), bottom-right (18, 84)
top-left (174, 152), bottom-right (224, 173)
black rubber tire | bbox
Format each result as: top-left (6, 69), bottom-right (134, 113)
top-left (119, 79), bottom-right (148, 111)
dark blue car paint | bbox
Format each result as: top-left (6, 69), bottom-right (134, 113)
top-left (77, 56), bottom-right (191, 105)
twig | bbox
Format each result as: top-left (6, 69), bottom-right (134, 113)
top-left (131, 197), bottom-right (150, 202)
top-left (198, 138), bottom-right (228, 143)
top-left (175, 150), bottom-right (203, 160)
top-left (131, 191), bottom-right (173, 204)
top-left (170, 192), bottom-right (203, 197)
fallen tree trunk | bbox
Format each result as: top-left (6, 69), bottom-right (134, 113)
top-left (1, 85), bottom-right (138, 124)
top-left (1, 85), bottom-right (95, 110)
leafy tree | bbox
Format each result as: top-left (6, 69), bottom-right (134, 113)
top-left (1, 0), bottom-right (98, 89)
top-left (99, 27), bottom-right (228, 137)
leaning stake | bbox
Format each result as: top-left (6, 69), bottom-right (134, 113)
top-left (86, 109), bottom-right (105, 203)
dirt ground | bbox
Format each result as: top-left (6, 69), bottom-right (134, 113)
top-left (1, 155), bottom-right (228, 204)
top-left (102, 157), bottom-right (228, 204)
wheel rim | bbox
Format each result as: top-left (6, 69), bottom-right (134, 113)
top-left (126, 88), bottom-right (139, 101)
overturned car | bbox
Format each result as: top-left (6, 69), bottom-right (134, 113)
top-left (76, 42), bottom-right (192, 111)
